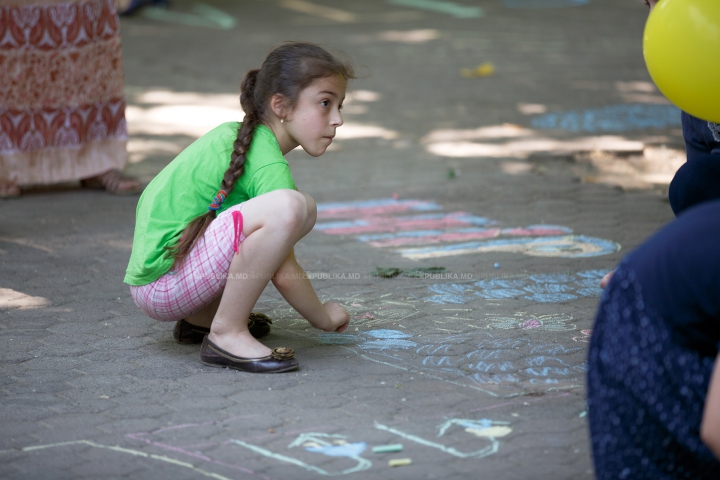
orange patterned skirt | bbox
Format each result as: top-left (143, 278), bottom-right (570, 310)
top-left (0, 0), bottom-right (127, 186)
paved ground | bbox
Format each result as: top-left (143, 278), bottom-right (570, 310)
top-left (1, 0), bottom-right (684, 478)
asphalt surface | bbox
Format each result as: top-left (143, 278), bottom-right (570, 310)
top-left (0, 0), bottom-right (683, 478)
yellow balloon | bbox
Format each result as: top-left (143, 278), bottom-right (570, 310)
top-left (643, 0), bottom-right (720, 123)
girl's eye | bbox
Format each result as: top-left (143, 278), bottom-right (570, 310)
top-left (338, 104), bottom-right (344, 111)
top-left (320, 100), bottom-right (329, 107)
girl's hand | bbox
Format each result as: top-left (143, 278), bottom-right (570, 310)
top-left (323, 301), bottom-right (350, 332)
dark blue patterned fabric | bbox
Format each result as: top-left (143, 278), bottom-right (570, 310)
top-left (588, 200), bottom-right (720, 479)
top-left (669, 113), bottom-right (720, 216)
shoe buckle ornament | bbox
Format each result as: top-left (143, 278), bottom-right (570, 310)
top-left (271, 347), bottom-right (294, 360)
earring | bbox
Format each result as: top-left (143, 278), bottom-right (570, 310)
top-left (280, 118), bottom-right (284, 124)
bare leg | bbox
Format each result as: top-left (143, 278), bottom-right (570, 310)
top-left (208, 190), bottom-right (316, 358)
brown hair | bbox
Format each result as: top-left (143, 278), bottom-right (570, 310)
top-left (165, 42), bottom-right (355, 266)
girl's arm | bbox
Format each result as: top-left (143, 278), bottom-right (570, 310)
top-left (271, 248), bottom-right (349, 332)
top-left (701, 351), bottom-right (720, 460)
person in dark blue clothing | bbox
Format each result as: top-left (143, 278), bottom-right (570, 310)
top-left (669, 112), bottom-right (720, 215)
top-left (589, 3), bottom-right (720, 477)
top-left (588, 200), bottom-right (720, 479)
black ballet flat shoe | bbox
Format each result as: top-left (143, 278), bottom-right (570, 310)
top-left (173, 313), bottom-right (273, 344)
top-left (173, 319), bottom-right (210, 344)
top-left (199, 336), bottom-right (299, 373)
top-left (248, 312), bottom-right (273, 338)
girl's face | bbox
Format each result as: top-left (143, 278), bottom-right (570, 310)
top-left (280, 75), bottom-right (346, 157)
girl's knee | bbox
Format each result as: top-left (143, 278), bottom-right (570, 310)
top-left (267, 189), bottom-right (312, 230)
top-left (301, 192), bottom-right (317, 229)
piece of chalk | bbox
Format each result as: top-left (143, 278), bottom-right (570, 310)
top-left (372, 444), bottom-right (403, 454)
top-left (493, 263), bottom-right (500, 268)
top-left (389, 458), bottom-right (412, 467)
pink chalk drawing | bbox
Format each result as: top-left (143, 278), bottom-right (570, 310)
top-left (313, 198), bottom-right (620, 259)
top-left (521, 318), bottom-right (542, 329)
top-left (572, 329), bottom-right (592, 342)
top-left (317, 198), bottom-right (442, 219)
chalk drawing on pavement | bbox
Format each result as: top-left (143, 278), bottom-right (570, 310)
top-left (399, 235), bottom-right (619, 260)
top-left (503, 0), bottom-right (590, 8)
top-left (232, 432), bottom-right (371, 476)
top-left (315, 199), bottom-right (619, 260)
top-left (387, 0), bottom-right (484, 18)
top-left (2, 410), bottom-right (520, 479)
top-left (376, 417), bottom-right (511, 459)
top-left (485, 312), bottom-right (576, 331)
top-left (531, 104), bottom-right (681, 133)
top-left (267, 293), bottom-right (425, 330)
top-left (573, 329), bottom-right (592, 342)
top-left (278, 320), bottom-right (587, 396)
top-left (425, 269), bottom-right (608, 304)
top-left (0, 439), bottom-right (240, 480)
top-left (317, 198), bottom-right (442, 218)
top-left (140, 2), bottom-right (236, 29)
top-left (413, 331), bottom-right (586, 391)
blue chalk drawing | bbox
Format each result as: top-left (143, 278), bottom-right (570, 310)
top-left (317, 329), bottom-right (418, 350)
top-left (375, 417), bottom-right (511, 458)
top-left (387, 0), bottom-right (484, 18)
top-left (273, 294), bottom-right (588, 395)
top-left (399, 235), bottom-right (620, 259)
top-left (503, 0), bottom-right (590, 8)
top-left (522, 283), bottom-right (578, 303)
top-left (140, 2), bottom-right (236, 29)
top-left (348, 330), bottom-right (587, 392)
top-left (360, 329), bottom-right (418, 351)
top-left (357, 227), bottom-right (497, 243)
top-left (530, 104), bottom-right (682, 133)
top-left (314, 327), bottom-right (585, 393)
top-left (426, 269), bottom-right (609, 304)
top-left (426, 283), bottom-right (475, 304)
top-left (304, 443), bottom-right (367, 458)
top-left (232, 432), bottom-right (371, 476)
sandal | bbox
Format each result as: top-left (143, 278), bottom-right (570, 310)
top-left (173, 313), bottom-right (273, 344)
top-left (80, 169), bottom-right (143, 195)
top-left (200, 336), bottom-right (298, 373)
top-left (0, 180), bottom-right (21, 199)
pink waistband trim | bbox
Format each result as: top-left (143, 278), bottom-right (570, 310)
top-left (232, 210), bottom-right (243, 254)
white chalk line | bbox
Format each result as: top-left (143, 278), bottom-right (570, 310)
top-left (0, 440), bottom-right (233, 480)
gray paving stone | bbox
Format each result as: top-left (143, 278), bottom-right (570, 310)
top-left (0, 1), bottom-right (682, 477)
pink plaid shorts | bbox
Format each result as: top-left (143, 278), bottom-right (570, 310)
top-left (130, 203), bottom-right (246, 321)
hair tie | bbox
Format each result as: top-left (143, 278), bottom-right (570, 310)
top-left (208, 189), bottom-right (228, 211)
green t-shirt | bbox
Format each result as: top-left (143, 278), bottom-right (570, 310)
top-left (124, 122), bottom-right (296, 285)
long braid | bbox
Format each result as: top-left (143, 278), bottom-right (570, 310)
top-left (165, 70), bottom-right (260, 266)
top-left (221, 69), bottom-right (260, 197)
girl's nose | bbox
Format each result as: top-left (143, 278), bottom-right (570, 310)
top-left (332, 109), bottom-right (343, 127)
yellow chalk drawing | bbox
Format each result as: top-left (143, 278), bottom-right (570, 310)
top-left (461, 62), bottom-right (495, 77)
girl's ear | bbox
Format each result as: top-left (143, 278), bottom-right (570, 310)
top-left (270, 94), bottom-right (287, 120)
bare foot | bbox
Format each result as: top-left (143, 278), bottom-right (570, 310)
top-left (600, 269), bottom-right (615, 289)
top-left (0, 180), bottom-right (21, 199)
top-left (81, 169), bottom-right (142, 195)
top-left (207, 330), bottom-right (272, 359)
